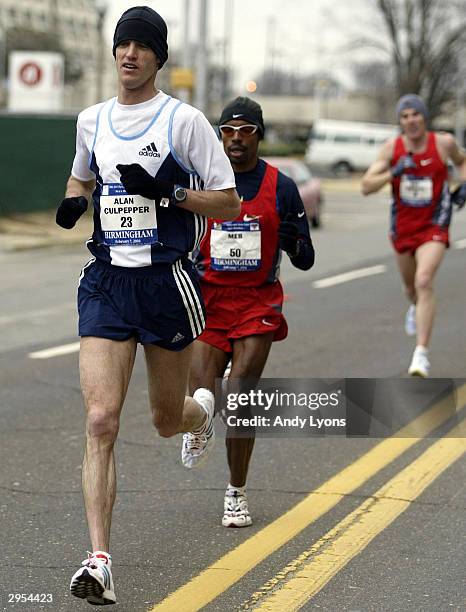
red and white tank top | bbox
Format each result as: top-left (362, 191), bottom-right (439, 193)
top-left (198, 163), bottom-right (280, 287)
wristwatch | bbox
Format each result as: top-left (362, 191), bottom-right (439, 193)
top-left (173, 185), bottom-right (188, 205)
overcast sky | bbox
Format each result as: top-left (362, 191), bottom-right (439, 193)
top-left (105, 0), bottom-right (380, 92)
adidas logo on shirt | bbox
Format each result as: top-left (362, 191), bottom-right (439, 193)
top-left (139, 142), bottom-right (160, 157)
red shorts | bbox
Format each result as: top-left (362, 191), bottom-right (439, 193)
top-left (391, 225), bottom-right (449, 255)
top-left (197, 282), bottom-right (288, 353)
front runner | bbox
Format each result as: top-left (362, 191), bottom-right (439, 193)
top-left (188, 97), bottom-right (315, 527)
top-left (362, 94), bottom-right (466, 377)
top-left (56, 6), bottom-right (240, 605)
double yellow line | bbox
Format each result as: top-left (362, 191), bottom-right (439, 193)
top-left (150, 385), bottom-right (466, 612)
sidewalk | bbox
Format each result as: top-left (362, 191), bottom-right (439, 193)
top-left (0, 210), bottom-right (93, 251)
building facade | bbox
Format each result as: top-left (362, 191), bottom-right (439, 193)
top-left (0, 0), bottom-right (109, 110)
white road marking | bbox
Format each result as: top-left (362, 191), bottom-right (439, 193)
top-left (313, 265), bottom-right (387, 289)
top-left (453, 238), bottom-right (466, 249)
top-left (29, 342), bottom-right (80, 360)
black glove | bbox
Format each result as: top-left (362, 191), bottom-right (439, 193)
top-left (116, 163), bottom-right (174, 201)
top-left (56, 196), bottom-right (88, 229)
top-left (278, 213), bottom-right (300, 256)
top-left (390, 154), bottom-right (417, 177)
top-left (451, 182), bottom-right (466, 210)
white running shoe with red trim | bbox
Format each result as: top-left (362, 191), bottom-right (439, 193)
top-left (70, 551), bottom-right (116, 605)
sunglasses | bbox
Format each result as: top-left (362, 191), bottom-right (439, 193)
top-left (219, 124), bottom-right (259, 136)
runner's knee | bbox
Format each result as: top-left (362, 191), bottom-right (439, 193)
top-left (86, 408), bottom-right (120, 443)
top-left (415, 271), bottom-right (433, 292)
top-left (152, 410), bottom-right (183, 438)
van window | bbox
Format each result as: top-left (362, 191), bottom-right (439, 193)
top-left (376, 136), bottom-right (391, 144)
top-left (334, 135), bottom-right (361, 144)
top-left (311, 131), bottom-right (326, 141)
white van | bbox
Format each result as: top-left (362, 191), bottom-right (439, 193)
top-left (305, 119), bottom-right (399, 173)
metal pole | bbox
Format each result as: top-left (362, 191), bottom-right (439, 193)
top-left (96, 10), bottom-right (105, 102)
top-left (194, 0), bottom-right (208, 113)
top-left (182, 0), bottom-right (191, 68)
top-left (455, 86), bottom-right (465, 147)
top-left (94, 1), bottom-right (108, 103)
top-left (265, 16), bottom-right (276, 75)
top-left (222, 0), bottom-right (233, 102)
top-left (177, 0), bottom-right (191, 103)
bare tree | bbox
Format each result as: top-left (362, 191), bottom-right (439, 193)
top-left (254, 68), bottom-right (342, 97)
top-left (352, 61), bottom-right (397, 122)
top-left (358, 0), bottom-right (466, 121)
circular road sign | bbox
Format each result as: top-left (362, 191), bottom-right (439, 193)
top-left (19, 62), bottom-right (43, 86)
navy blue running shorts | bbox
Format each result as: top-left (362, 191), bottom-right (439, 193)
top-left (78, 259), bottom-right (206, 350)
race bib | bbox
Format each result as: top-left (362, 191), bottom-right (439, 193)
top-left (400, 175), bottom-right (433, 207)
top-left (99, 183), bottom-right (158, 246)
top-left (210, 220), bottom-right (261, 271)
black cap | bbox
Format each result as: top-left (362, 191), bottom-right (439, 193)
top-left (112, 6), bottom-right (168, 68)
top-left (219, 96), bottom-right (265, 139)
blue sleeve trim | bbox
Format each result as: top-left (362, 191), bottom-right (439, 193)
top-left (168, 101), bottom-right (198, 176)
top-left (89, 101), bottom-right (107, 169)
top-left (107, 96), bottom-right (172, 141)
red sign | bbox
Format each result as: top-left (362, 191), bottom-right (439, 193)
top-left (19, 62), bottom-right (42, 86)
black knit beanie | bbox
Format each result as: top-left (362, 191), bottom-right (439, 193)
top-left (112, 6), bottom-right (168, 68)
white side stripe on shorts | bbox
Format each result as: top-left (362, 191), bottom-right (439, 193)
top-left (172, 266), bottom-right (197, 337)
top-left (176, 260), bottom-right (205, 332)
top-left (175, 260), bottom-right (205, 329)
top-left (172, 261), bottom-right (204, 337)
top-left (77, 258), bottom-right (96, 287)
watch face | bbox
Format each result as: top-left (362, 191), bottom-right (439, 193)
top-left (175, 187), bottom-right (187, 202)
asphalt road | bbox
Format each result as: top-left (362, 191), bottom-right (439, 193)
top-left (1, 189), bottom-right (465, 611)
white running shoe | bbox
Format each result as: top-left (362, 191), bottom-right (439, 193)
top-left (70, 551), bottom-right (116, 605)
top-left (182, 388), bottom-right (215, 469)
top-left (408, 347), bottom-right (430, 378)
top-left (404, 304), bottom-right (417, 336)
top-left (222, 489), bottom-right (252, 528)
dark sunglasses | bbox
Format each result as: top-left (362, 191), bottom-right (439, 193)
top-left (219, 124), bottom-right (259, 136)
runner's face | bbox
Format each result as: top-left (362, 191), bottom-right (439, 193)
top-left (116, 40), bottom-right (158, 91)
top-left (221, 119), bottom-right (260, 170)
top-left (399, 108), bottom-right (426, 140)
